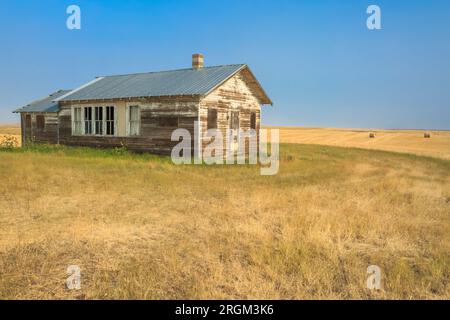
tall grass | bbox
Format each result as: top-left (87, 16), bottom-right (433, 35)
top-left (0, 144), bottom-right (449, 299)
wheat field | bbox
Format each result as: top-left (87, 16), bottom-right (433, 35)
top-left (0, 125), bottom-right (449, 299)
top-left (273, 127), bottom-right (450, 160)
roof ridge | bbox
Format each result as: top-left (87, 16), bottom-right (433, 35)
top-left (97, 64), bottom-right (247, 78)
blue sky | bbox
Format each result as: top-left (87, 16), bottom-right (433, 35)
top-left (0, 0), bottom-right (449, 129)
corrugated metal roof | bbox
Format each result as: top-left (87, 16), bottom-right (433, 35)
top-left (59, 64), bottom-right (247, 101)
top-left (13, 90), bottom-right (71, 113)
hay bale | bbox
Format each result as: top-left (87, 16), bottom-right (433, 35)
top-left (424, 132), bottom-right (431, 138)
top-left (369, 132), bottom-right (375, 138)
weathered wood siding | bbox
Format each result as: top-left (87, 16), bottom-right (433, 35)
top-left (199, 69), bottom-right (262, 156)
top-left (58, 97), bottom-right (199, 155)
top-left (20, 112), bottom-right (58, 145)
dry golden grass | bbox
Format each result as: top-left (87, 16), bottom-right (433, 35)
top-left (0, 141), bottom-right (449, 299)
top-left (272, 127), bottom-right (450, 160)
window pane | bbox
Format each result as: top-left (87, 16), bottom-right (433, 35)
top-left (85, 121), bottom-right (91, 134)
top-left (95, 107), bottom-right (103, 121)
top-left (130, 106), bottom-right (138, 121)
top-left (106, 120), bottom-right (114, 136)
top-left (95, 107), bottom-right (103, 135)
top-left (207, 109), bottom-right (217, 130)
top-left (105, 106), bottom-right (114, 136)
top-left (250, 112), bottom-right (256, 130)
top-left (84, 107), bottom-right (92, 120)
top-left (128, 106), bottom-right (139, 135)
top-left (73, 108), bottom-right (82, 135)
top-left (74, 108), bottom-right (81, 121)
top-left (106, 106), bottom-right (114, 121)
top-left (84, 107), bottom-right (92, 134)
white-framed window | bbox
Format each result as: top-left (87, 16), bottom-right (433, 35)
top-left (72, 105), bottom-right (116, 137)
top-left (127, 105), bottom-right (140, 136)
top-left (73, 107), bottom-right (82, 135)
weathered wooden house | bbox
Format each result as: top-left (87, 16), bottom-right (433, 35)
top-left (14, 54), bottom-right (272, 155)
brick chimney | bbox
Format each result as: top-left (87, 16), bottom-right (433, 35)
top-left (192, 53), bottom-right (204, 69)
